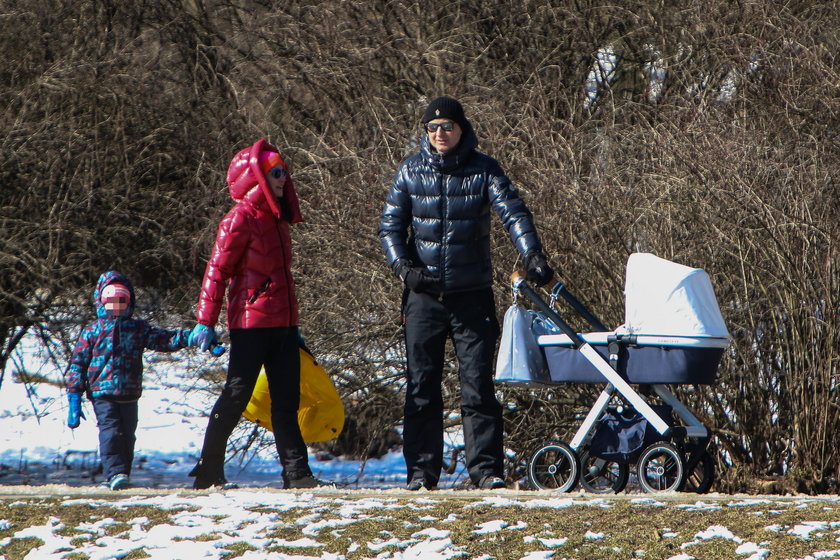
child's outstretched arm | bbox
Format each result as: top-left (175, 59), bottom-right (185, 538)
top-left (145, 325), bottom-right (225, 355)
top-left (144, 326), bottom-right (191, 352)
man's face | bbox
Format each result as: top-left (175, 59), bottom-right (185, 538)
top-left (425, 119), bottom-right (462, 154)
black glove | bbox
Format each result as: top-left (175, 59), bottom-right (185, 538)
top-left (524, 251), bottom-right (554, 287)
top-left (392, 259), bottom-right (441, 295)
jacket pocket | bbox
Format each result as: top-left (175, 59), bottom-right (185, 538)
top-left (248, 278), bottom-right (272, 304)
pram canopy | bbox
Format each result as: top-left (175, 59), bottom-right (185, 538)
top-left (496, 253), bottom-right (731, 386)
top-left (623, 253), bottom-right (730, 339)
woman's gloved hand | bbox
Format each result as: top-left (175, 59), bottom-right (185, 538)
top-left (188, 324), bottom-right (218, 351)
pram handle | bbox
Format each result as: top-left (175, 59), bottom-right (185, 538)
top-left (550, 282), bottom-right (609, 332)
top-left (510, 272), bottom-right (586, 348)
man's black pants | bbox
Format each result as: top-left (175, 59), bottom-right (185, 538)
top-left (402, 288), bottom-right (504, 487)
top-left (197, 326), bottom-right (310, 481)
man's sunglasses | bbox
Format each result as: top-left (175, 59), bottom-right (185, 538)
top-left (424, 122), bottom-right (455, 133)
top-left (269, 167), bottom-right (288, 179)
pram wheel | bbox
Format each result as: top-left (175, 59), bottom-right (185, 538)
top-left (679, 451), bottom-right (714, 493)
top-left (579, 447), bottom-right (629, 494)
top-left (527, 442), bottom-right (579, 492)
top-left (636, 442), bottom-right (684, 493)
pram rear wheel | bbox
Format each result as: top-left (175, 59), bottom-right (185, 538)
top-left (527, 442), bottom-right (579, 492)
top-left (637, 442), bottom-right (684, 493)
top-left (579, 448), bottom-right (629, 494)
top-left (680, 451), bottom-right (714, 493)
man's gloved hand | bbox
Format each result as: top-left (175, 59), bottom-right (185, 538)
top-left (392, 259), bottom-right (442, 295)
top-left (524, 251), bottom-right (555, 287)
top-left (188, 324), bottom-right (217, 351)
top-left (67, 392), bottom-right (85, 429)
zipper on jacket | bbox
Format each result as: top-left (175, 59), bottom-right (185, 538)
top-left (275, 219), bottom-right (295, 314)
top-left (440, 173), bottom-right (448, 291)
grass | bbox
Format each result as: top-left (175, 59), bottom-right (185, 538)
top-left (0, 493), bottom-right (838, 559)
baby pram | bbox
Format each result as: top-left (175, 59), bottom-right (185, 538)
top-left (496, 253), bottom-right (730, 493)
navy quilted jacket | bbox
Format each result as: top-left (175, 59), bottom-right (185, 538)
top-left (65, 271), bottom-right (189, 399)
top-left (379, 122), bottom-right (543, 293)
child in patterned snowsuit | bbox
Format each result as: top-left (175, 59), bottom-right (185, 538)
top-left (65, 270), bottom-right (193, 490)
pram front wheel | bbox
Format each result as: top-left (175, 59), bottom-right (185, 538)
top-left (527, 442), bottom-right (579, 492)
top-left (637, 442), bottom-right (684, 493)
top-left (579, 448), bottom-right (629, 494)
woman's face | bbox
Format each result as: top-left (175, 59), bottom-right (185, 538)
top-left (266, 167), bottom-right (288, 198)
top-left (425, 119), bottom-right (462, 154)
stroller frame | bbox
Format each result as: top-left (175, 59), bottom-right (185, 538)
top-left (510, 272), bottom-right (719, 493)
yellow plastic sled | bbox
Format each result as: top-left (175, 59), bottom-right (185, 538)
top-left (242, 347), bottom-right (344, 443)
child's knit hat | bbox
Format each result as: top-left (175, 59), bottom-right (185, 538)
top-left (101, 283), bottom-right (131, 302)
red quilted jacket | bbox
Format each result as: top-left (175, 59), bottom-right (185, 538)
top-left (196, 139), bottom-right (304, 329)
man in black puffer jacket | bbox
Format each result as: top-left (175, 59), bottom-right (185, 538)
top-left (379, 96), bottom-right (554, 491)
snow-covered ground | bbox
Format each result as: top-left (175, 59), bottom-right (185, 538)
top-left (2, 486), bottom-right (840, 560)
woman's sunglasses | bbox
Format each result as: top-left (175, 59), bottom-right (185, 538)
top-left (424, 122), bottom-right (455, 133)
top-left (269, 167), bottom-right (288, 179)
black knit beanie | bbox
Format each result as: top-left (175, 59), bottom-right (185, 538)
top-left (421, 96), bottom-right (467, 127)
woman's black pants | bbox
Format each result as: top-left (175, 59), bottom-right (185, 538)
top-left (196, 326), bottom-right (310, 481)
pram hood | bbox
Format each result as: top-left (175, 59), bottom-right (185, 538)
top-left (623, 253), bottom-right (730, 339)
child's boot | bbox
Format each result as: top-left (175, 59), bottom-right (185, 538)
top-left (109, 473), bottom-right (130, 491)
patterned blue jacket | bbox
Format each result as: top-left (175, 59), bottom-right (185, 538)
top-left (65, 271), bottom-right (189, 400)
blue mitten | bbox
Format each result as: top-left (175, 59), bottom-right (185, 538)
top-left (67, 393), bottom-right (85, 429)
top-left (188, 324), bottom-right (217, 351)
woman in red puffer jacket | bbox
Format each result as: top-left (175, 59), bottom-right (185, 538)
top-left (188, 138), bottom-right (329, 490)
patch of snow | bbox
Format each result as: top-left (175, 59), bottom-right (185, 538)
top-left (474, 520), bottom-right (508, 534)
top-left (736, 541), bottom-right (770, 560)
top-left (789, 521), bottom-right (829, 540)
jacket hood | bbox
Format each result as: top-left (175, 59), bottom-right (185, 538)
top-left (94, 270), bottom-right (136, 319)
top-left (226, 139), bottom-right (303, 223)
top-left (420, 119), bottom-right (478, 173)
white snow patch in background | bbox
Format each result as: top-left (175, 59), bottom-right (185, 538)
top-left (519, 551), bottom-right (556, 560)
top-left (789, 521), bottom-right (830, 539)
top-left (474, 519), bottom-right (508, 534)
top-left (735, 541), bottom-right (770, 560)
top-left (681, 524), bottom-right (743, 549)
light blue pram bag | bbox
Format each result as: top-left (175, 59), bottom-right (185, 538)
top-left (494, 304), bottom-right (555, 385)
